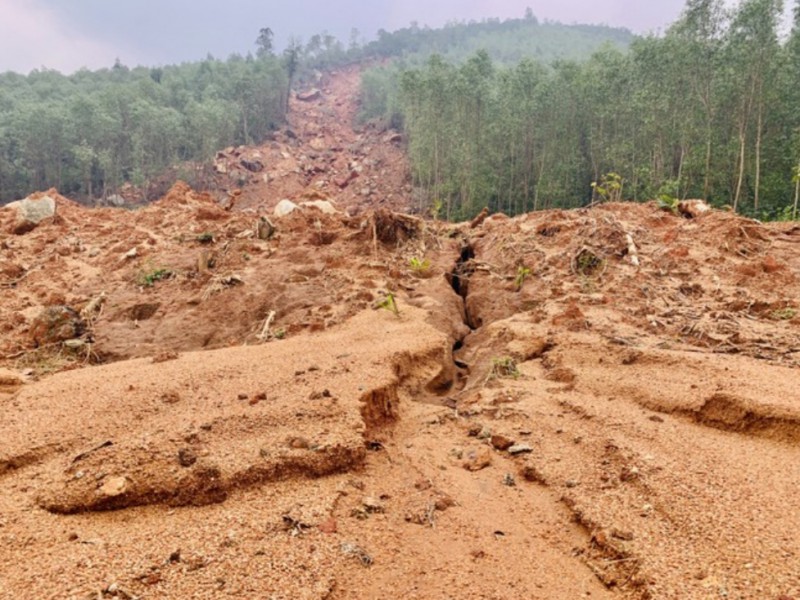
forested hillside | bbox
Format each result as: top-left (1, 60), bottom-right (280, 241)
top-left (0, 56), bottom-right (287, 203)
top-left (361, 15), bottom-right (633, 65)
top-left (0, 14), bottom-right (633, 205)
top-left (364, 0), bottom-right (800, 221)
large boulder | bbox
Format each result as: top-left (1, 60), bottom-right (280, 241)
top-left (6, 194), bottom-right (57, 234)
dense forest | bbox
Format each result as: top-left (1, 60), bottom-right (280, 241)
top-left (363, 0), bottom-right (800, 220)
top-left (0, 15), bottom-right (632, 205)
top-left (0, 56), bottom-right (288, 203)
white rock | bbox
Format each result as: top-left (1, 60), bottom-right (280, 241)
top-left (300, 200), bottom-right (337, 215)
top-left (274, 199), bottom-right (300, 217)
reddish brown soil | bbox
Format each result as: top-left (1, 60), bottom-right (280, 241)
top-left (1, 67), bottom-right (800, 600)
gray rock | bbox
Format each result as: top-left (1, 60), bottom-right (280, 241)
top-left (8, 194), bottom-right (56, 234)
top-left (508, 444), bottom-right (533, 456)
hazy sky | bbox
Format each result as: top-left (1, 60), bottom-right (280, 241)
top-left (0, 0), bottom-right (706, 74)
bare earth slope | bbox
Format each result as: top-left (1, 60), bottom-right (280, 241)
top-left (1, 69), bottom-right (800, 600)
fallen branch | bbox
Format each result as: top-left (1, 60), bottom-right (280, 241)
top-left (257, 310), bottom-right (277, 342)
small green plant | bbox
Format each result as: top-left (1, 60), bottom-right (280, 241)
top-left (657, 195), bottom-right (680, 214)
top-left (196, 232), bottom-right (215, 244)
top-left (273, 327), bottom-right (287, 339)
top-left (138, 268), bottom-right (173, 287)
top-left (514, 265), bottom-right (531, 291)
top-left (656, 180), bottom-right (681, 214)
top-left (430, 198), bottom-right (444, 220)
top-left (591, 172), bottom-right (624, 203)
top-left (769, 307), bottom-right (797, 321)
top-left (376, 292), bottom-right (400, 317)
top-left (488, 357), bottom-right (520, 380)
top-left (408, 256), bottom-right (432, 276)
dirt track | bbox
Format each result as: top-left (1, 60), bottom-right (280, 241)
top-left (1, 67), bottom-right (800, 599)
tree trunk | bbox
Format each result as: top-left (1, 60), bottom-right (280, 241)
top-left (754, 101), bottom-right (763, 212)
top-left (733, 125), bottom-right (746, 213)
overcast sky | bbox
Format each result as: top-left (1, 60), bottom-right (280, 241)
top-left (0, 0), bottom-right (736, 74)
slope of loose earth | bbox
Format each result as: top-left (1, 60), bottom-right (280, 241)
top-left (1, 67), bottom-right (800, 600)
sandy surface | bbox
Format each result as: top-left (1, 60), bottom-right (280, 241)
top-left (1, 66), bottom-right (800, 600)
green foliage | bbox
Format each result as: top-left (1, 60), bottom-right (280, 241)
top-left (591, 172), bottom-right (624, 203)
top-left (488, 357), bottom-right (520, 380)
top-left (769, 307), bottom-right (797, 321)
top-left (514, 266), bottom-right (531, 290)
top-left (656, 180), bottom-right (681, 213)
top-left (138, 268), bottom-right (173, 288)
top-left (408, 256), bottom-right (432, 276)
top-left (359, 0), bottom-right (800, 220)
top-left (196, 232), bottom-right (215, 244)
top-left (375, 292), bottom-right (400, 317)
top-left (0, 54), bottom-right (288, 203)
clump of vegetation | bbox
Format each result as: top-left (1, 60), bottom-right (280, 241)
top-left (488, 357), bottom-right (520, 380)
top-left (408, 256), bottom-right (432, 277)
top-left (138, 268), bottom-right (173, 287)
top-left (196, 232), bottom-right (215, 244)
top-left (591, 172), bottom-right (624, 203)
top-left (375, 292), bottom-right (400, 317)
top-left (514, 265), bottom-right (531, 291)
top-left (656, 180), bottom-right (681, 214)
top-left (573, 249), bottom-right (605, 279)
top-left (769, 307), bottom-right (797, 321)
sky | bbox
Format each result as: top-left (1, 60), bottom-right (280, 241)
top-left (0, 0), bottom-right (748, 74)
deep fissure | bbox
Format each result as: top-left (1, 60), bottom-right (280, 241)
top-left (450, 242), bottom-right (477, 331)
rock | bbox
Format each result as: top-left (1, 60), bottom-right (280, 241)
top-left (490, 434), bottom-right (515, 451)
top-left (8, 194), bottom-right (57, 234)
top-left (123, 247), bottom-right (138, 259)
top-left (178, 448), bottom-right (197, 467)
top-left (29, 306), bottom-right (86, 347)
top-left (362, 496), bottom-right (385, 513)
top-left (462, 446), bottom-right (492, 471)
top-left (297, 89), bottom-right (322, 102)
top-left (382, 132), bottom-right (403, 144)
top-left (256, 216), bottom-right (275, 240)
top-left (100, 476), bottom-right (128, 497)
top-left (106, 194), bottom-right (126, 207)
top-left (240, 158), bottom-right (264, 173)
top-left (677, 199), bottom-right (710, 218)
top-left (274, 199), bottom-right (300, 217)
top-left (508, 444), bottom-right (533, 456)
top-left (300, 200), bottom-right (337, 215)
top-left (434, 494), bottom-right (456, 511)
top-left (287, 436), bottom-right (310, 450)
